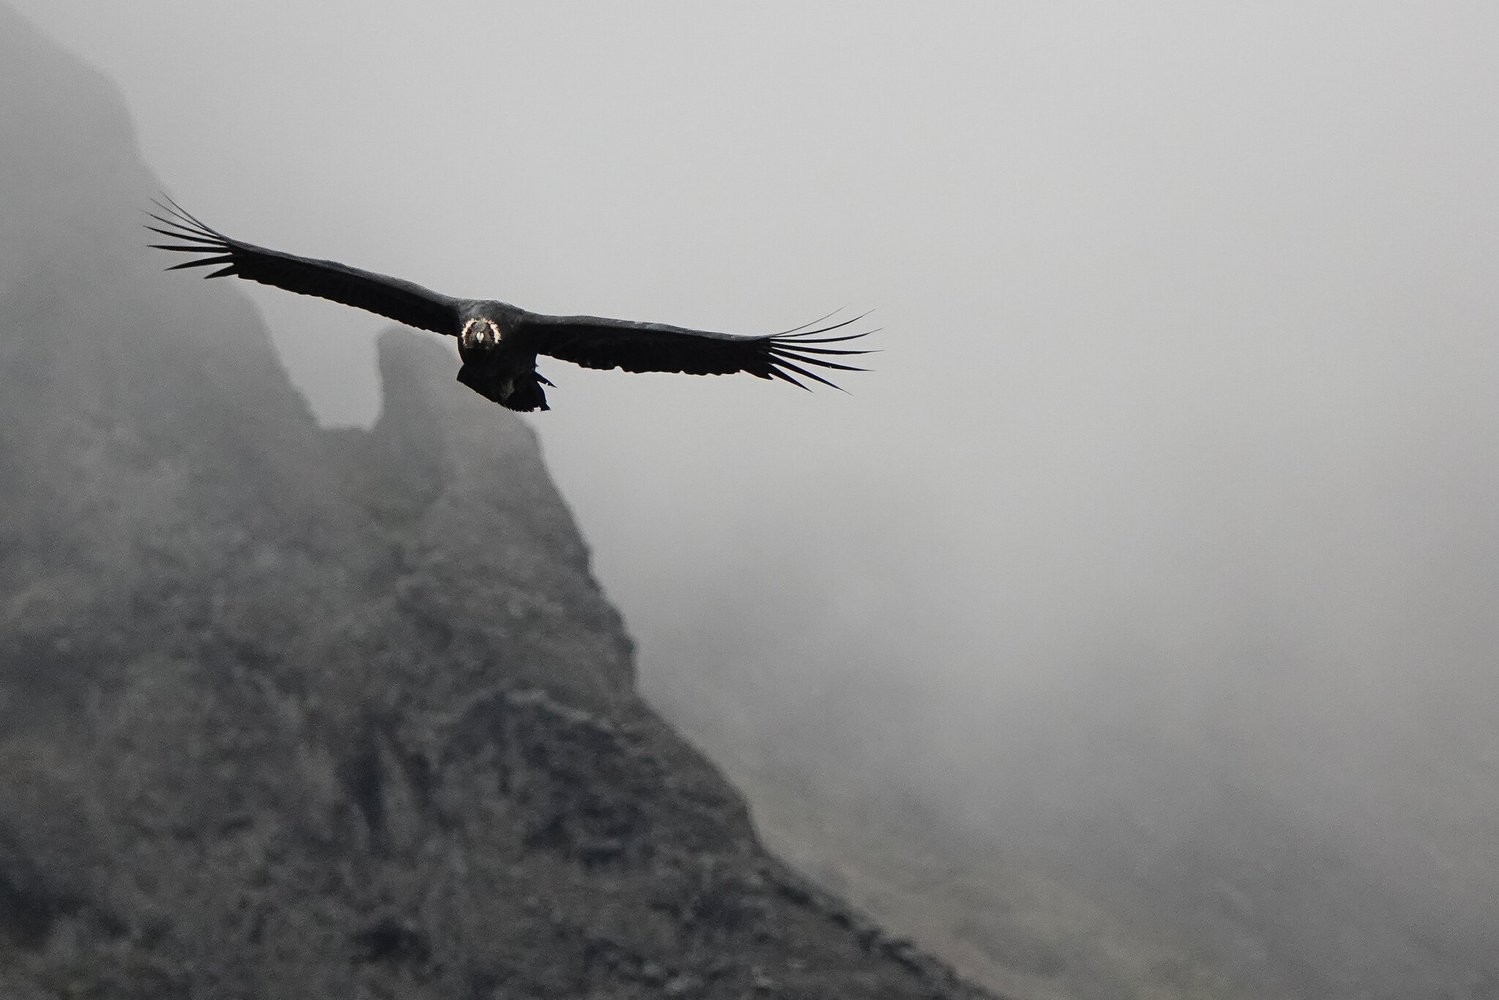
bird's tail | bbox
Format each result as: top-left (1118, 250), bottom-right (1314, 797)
top-left (456, 364), bottom-right (551, 412)
top-left (505, 371), bottom-right (551, 412)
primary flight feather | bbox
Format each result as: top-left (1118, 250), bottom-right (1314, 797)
top-left (147, 198), bottom-right (872, 412)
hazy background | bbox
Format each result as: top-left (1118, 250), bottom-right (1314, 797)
top-left (11, 0), bottom-right (1499, 971)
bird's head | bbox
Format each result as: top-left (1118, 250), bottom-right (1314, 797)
top-left (460, 317), bottom-right (504, 350)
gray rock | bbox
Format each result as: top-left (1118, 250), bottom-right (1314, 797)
top-left (0, 5), bottom-right (997, 999)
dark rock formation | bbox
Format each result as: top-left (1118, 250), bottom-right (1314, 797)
top-left (0, 6), bottom-right (994, 997)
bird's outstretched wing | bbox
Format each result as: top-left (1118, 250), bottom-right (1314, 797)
top-left (146, 198), bottom-right (463, 336)
top-left (514, 310), bottom-right (875, 391)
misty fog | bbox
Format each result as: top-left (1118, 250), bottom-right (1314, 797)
top-left (11, 1), bottom-right (1498, 991)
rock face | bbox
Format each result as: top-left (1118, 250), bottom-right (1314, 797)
top-left (0, 7), bottom-right (993, 998)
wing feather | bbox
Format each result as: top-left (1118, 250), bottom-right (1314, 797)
top-left (515, 310), bottom-right (875, 390)
top-left (147, 197), bottom-right (462, 336)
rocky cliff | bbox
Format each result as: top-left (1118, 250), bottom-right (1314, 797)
top-left (0, 7), bottom-right (994, 997)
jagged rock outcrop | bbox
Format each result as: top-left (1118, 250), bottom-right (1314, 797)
top-left (0, 6), bottom-right (995, 997)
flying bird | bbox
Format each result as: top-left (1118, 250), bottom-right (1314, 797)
top-left (147, 199), bottom-right (871, 412)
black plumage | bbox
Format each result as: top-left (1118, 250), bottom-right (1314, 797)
top-left (148, 198), bottom-right (872, 412)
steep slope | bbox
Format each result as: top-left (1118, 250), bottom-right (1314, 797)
top-left (673, 686), bottom-right (1499, 1000)
top-left (0, 6), bottom-right (993, 998)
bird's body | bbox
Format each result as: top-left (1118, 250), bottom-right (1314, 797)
top-left (453, 306), bottom-right (551, 410)
top-left (147, 199), bottom-right (870, 412)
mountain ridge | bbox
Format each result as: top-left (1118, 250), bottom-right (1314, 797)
top-left (0, 6), bottom-right (995, 997)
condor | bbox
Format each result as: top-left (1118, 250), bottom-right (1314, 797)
top-left (148, 198), bottom-right (872, 412)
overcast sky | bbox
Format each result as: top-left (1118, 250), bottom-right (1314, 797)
top-left (12, 3), bottom-right (1499, 855)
